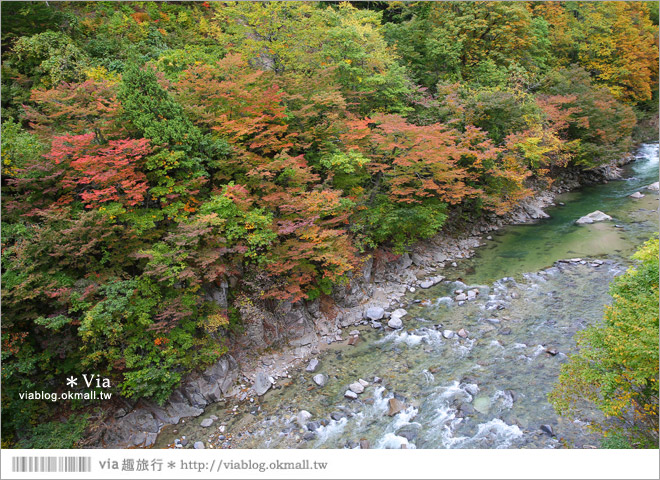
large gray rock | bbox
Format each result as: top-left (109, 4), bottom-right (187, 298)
top-left (576, 210), bottom-right (612, 224)
top-left (388, 317), bottom-right (403, 329)
top-left (297, 410), bottom-right (312, 427)
top-left (254, 372), bottom-right (272, 396)
top-left (313, 374), bottom-right (327, 387)
top-left (349, 382), bottom-right (365, 394)
top-left (305, 358), bottom-right (319, 372)
top-left (364, 307), bottom-right (385, 321)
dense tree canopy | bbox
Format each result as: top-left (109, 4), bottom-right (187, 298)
top-left (1, 1), bottom-right (657, 447)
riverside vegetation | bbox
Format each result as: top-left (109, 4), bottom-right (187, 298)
top-left (1, 1), bottom-right (658, 448)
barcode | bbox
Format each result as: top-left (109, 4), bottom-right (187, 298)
top-left (11, 456), bottom-right (92, 473)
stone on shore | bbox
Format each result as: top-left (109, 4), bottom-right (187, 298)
top-left (646, 181), bottom-right (659, 191)
top-left (254, 372), bottom-right (272, 396)
top-left (629, 191), bottom-right (644, 199)
top-left (305, 358), bottom-right (319, 372)
top-left (364, 307), bottom-right (385, 321)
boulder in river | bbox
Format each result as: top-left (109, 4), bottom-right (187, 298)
top-left (391, 308), bottom-right (408, 319)
top-left (296, 410), bottom-right (312, 427)
top-left (349, 382), bottom-right (365, 394)
top-left (442, 329), bottom-right (455, 339)
top-left (388, 317), bottom-right (403, 329)
top-left (540, 424), bottom-right (555, 436)
top-left (629, 191), bottom-right (645, 199)
top-left (305, 358), bottom-right (319, 372)
top-left (364, 307), bottom-right (385, 321)
top-left (313, 374), bottom-right (327, 387)
top-left (254, 372), bottom-right (272, 396)
top-left (576, 210), bottom-right (612, 224)
top-left (387, 398), bottom-right (406, 416)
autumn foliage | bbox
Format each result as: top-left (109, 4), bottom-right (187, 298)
top-left (1, 0), bottom-right (657, 447)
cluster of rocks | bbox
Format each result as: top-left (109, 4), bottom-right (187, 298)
top-left (344, 378), bottom-right (370, 400)
top-left (454, 288), bottom-right (480, 303)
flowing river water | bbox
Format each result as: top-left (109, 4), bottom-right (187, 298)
top-left (155, 143), bottom-right (659, 450)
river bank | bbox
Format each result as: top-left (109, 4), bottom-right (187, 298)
top-left (92, 144), bottom-right (659, 448)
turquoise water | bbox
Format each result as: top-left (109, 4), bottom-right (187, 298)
top-left (155, 143), bottom-right (658, 450)
top-left (460, 142), bottom-right (659, 284)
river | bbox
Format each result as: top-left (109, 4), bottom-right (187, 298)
top-left (155, 143), bottom-right (659, 450)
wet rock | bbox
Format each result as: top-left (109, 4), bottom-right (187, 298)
top-left (646, 181), bottom-right (659, 191)
top-left (364, 307), bottom-right (385, 321)
top-left (344, 390), bottom-right (358, 400)
top-left (455, 293), bottom-right (467, 301)
top-left (330, 412), bottom-right (347, 421)
top-left (442, 330), bottom-right (455, 339)
top-left (387, 398), bottom-right (406, 416)
top-left (306, 421), bottom-right (320, 432)
top-left (371, 321), bottom-right (383, 329)
top-left (303, 432), bottom-right (316, 441)
top-left (358, 378), bottom-right (369, 387)
top-left (193, 441), bottom-right (205, 449)
top-left (349, 382), bottom-right (365, 394)
top-left (254, 372), bottom-right (272, 396)
top-left (297, 410), bottom-right (312, 427)
top-left (456, 403), bottom-right (475, 417)
top-left (457, 328), bottom-right (468, 338)
top-left (180, 437), bottom-right (188, 447)
top-left (409, 286), bottom-right (416, 293)
top-left (360, 439), bottom-right (370, 449)
top-left (545, 347), bottom-right (559, 356)
top-left (396, 424), bottom-right (421, 442)
top-left (467, 289), bottom-right (478, 300)
top-left (576, 210), bottom-right (612, 224)
top-left (388, 317), bottom-right (403, 329)
top-left (540, 424), bottom-right (555, 436)
top-left (305, 359), bottom-right (319, 373)
top-left (200, 418), bottom-right (214, 428)
top-left (373, 376), bottom-right (382, 384)
top-left (629, 191), bottom-right (645, 199)
top-left (463, 384), bottom-right (479, 396)
top-left (313, 374), bottom-right (327, 387)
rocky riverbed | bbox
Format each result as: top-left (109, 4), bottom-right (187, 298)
top-left (95, 143), bottom-right (658, 448)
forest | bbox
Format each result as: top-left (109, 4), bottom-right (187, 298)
top-left (1, 1), bottom-right (658, 448)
